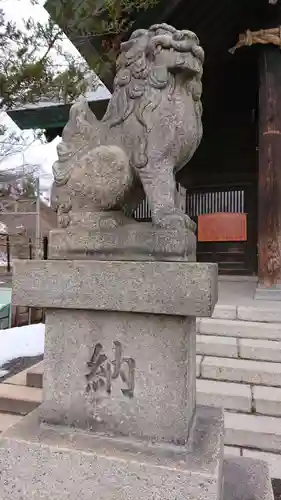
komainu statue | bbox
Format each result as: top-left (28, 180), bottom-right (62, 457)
top-left (51, 23), bottom-right (204, 232)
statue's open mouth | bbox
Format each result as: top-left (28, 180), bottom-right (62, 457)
top-left (169, 50), bottom-right (203, 76)
top-left (150, 32), bottom-right (204, 77)
top-left (150, 34), bottom-right (204, 61)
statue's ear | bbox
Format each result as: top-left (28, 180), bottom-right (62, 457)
top-left (149, 65), bottom-right (168, 89)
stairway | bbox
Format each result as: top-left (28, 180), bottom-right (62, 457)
top-left (196, 303), bottom-right (281, 480)
top-left (0, 366), bottom-right (42, 434)
top-left (1, 301), bottom-right (281, 479)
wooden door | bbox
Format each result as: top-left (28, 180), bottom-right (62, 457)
top-left (186, 185), bottom-right (257, 275)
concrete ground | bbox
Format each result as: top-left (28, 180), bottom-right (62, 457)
top-left (218, 275), bottom-right (281, 309)
top-left (218, 276), bottom-right (257, 305)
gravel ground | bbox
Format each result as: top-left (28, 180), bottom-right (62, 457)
top-left (0, 354), bottom-right (43, 382)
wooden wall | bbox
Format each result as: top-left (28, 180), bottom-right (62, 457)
top-left (177, 50), bottom-right (259, 274)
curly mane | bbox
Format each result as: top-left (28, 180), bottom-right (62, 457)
top-left (102, 25), bottom-right (185, 169)
top-left (102, 24), bottom-right (203, 169)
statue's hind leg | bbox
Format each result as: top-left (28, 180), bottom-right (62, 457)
top-left (137, 163), bottom-right (196, 232)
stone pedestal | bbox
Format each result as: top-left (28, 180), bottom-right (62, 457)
top-left (43, 309), bottom-right (196, 444)
top-left (0, 254), bottom-right (274, 499)
top-left (12, 259), bottom-right (216, 441)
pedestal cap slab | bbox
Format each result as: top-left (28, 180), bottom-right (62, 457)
top-left (12, 260), bottom-right (218, 317)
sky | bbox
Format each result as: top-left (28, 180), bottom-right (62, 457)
top-left (0, 0), bottom-right (110, 201)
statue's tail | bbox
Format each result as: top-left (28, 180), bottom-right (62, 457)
top-left (52, 96), bottom-right (102, 187)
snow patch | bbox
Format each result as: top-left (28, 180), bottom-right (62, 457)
top-left (0, 323), bottom-right (45, 368)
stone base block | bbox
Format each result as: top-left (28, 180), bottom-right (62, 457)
top-left (0, 406), bottom-right (224, 500)
top-left (223, 457), bottom-right (274, 500)
top-left (0, 406), bottom-right (273, 500)
top-left (48, 223), bottom-right (196, 261)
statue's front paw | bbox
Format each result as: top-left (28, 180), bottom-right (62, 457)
top-left (154, 209), bottom-right (196, 232)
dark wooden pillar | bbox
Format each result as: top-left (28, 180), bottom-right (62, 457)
top-left (258, 45), bottom-right (281, 287)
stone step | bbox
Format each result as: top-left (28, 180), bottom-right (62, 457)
top-left (239, 338), bottom-right (281, 363)
top-left (236, 305), bottom-right (281, 324)
top-left (3, 367), bottom-right (30, 386)
top-left (198, 377), bottom-right (281, 418)
top-left (197, 378), bottom-right (252, 412)
top-left (201, 356), bottom-right (281, 386)
top-left (225, 411), bottom-right (281, 453)
top-left (0, 413), bottom-right (22, 434)
top-left (196, 334), bottom-right (238, 358)
top-left (196, 335), bottom-right (281, 363)
top-left (198, 318), bottom-right (281, 341)
top-left (224, 446), bottom-right (241, 457)
top-left (253, 385), bottom-right (281, 417)
top-left (212, 303), bottom-right (281, 323)
top-left (212, 305), bottom-right (237, 320)
top-left (0, 384), bottom-right (42, 415)
top-left (26, 361), bottom-right (44, 388)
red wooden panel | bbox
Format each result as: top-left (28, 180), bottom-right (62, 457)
top-left (198, 213), bottom-right (247, 242)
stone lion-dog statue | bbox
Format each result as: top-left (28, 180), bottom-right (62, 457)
top-left (51, 23), bottom-right (204, 231)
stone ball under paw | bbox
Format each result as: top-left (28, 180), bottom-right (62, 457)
top-left (68, 145), bottom-right (134, 210)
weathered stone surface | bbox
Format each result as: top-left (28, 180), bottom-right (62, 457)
top-left (0, 413), bottom-right (22, 434)
top-left (223, 457), bottom-right (274, 500)
top-left (255, 285), bottom-right (281, 301)
top-left (253, 385), bottom-right (281, 417)
top-left (48, 224), bottom-right (196, 261)
top-left (41, 309), bottom-right (196, 443)
top-left (239, 338), bottom-right (281, 363)
top-left (224, 446), bottom-right (241, 457)
top-left (26, 361), bottom-right (44, 389)
top-left (196, 334), bottom-right (238, 358)
top-left (225, 411), bottom-right (281, 452)
top-left (196, 355), bottom-right (203, 377)
top-left (212, 304), bottom-right (237, 320)
top-left (242, 449), bottom-right (281, 480)
top-left (0, 383), bottom-right (41, 415)
top-left (201, 356), bottom-right (281, 386)
top-left (0, 406), bottom-right (224, 500)
top-left (51, 24), bottom-right (204, 231)
top-left (69, 145), bottom-right (135, 210)
top-left (12, 260), bottom-right (218, 317)
top-left (196, 379), bottom-right (252, 413)
top-left (237, 305), bottom-right (281, 323)
top-left (69, 210), bottom-right (132, 229)
top-left (199, 318), bottom-right (281, 340)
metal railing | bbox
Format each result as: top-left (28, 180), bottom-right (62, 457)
top-left (0, 235), bottom-right (49, 273)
